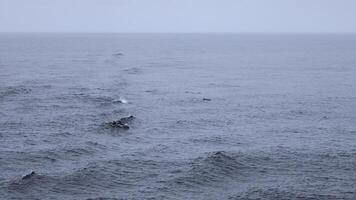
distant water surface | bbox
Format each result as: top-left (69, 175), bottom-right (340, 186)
top-left (0, 33), bottom-right (356, 200)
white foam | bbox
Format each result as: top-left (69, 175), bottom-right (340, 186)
top-left (118, 97), bottom-right (128, 104)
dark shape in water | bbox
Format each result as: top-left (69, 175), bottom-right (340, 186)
top-left (107, 115), bottom-right (135, 129)
top-left (119, 115), bottom-right (135, 123)
top-left (214, 151), bottom-right (224, 156)
top-left (203, 98), bottom-right (212, 101)
top-left (22, 171), bottom-right (36, 180)
top-left (113, 53), bottom-right (124, 57)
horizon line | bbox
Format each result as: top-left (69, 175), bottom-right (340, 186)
top-left (1, 31), bottom-right (356, 35)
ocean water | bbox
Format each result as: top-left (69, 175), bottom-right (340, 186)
top-left (0, 33), bottom-right (356, 200)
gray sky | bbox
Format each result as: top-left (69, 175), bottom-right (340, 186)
top-left (1, 0), bottom-right (356, 33)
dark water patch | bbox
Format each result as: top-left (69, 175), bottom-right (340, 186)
top-left (279, 127), bottom-right (306, 134)
top-left (123, 67), bottom-right (142, 75)
top-left (144, 89), bottom-right (159, 94)
top-left (0, 121), bottom-right (26, 131)
top-left (320, 115), bottom-right (330, 120)
top-left (0, 85), bottom-right (31, 99)
top-left (175, 119), bottom-right (194, 125)
top-left (286, 109), bottom-right (314, 117)
top-left (143, 89), bottom-right (169, 96)
top-left (113, 52), bottom-right (124, 57)
top-left (185, 90), bottom-right (202, 94)
top-left (40, 84), bottom-right (53, 89)
top-left (316, 149), bottom-right (356, 164)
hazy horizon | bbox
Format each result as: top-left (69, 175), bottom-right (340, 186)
top-left (1, 0), bottom-right (356, 33)
top-left (1, 31), bottom-right (356, 34)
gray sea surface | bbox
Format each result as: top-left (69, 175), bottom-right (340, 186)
top-left (0, 33), bottom-right (356, 200)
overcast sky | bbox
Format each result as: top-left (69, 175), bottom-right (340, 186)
top-left (1, 0), bottom-right (356, 33)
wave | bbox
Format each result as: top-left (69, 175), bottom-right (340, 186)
top-left (8, 171), bottom-right (56, 193)
top-left (169, 151), bottom-right (253, 188)
top-left (3, 148), bottom-right (356, 199)
top-left (4, 158), bottom-right (175, 198)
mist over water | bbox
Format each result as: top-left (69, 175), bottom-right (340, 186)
top-left (0, 33), bottom-right (356, 199)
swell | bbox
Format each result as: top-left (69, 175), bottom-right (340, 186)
top-left (164, 149), bottom-right (356, 199)
top-left (4, 158), bottom-right (178, 199)
top-left (3, 148), bottom-right (356, 199)
top-left (168, 151), bottom-right (267, 189)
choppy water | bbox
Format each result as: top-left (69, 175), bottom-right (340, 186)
top-left (0, 33), bottom-right (356, 200)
